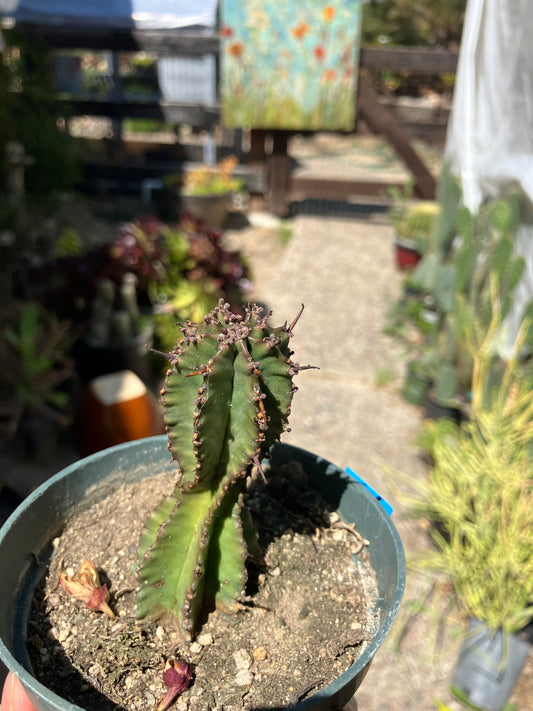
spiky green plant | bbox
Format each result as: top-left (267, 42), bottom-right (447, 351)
top-left (402, 285), bottom-right (533, 634)
top-left (137, 300), bottom-right (311, 640)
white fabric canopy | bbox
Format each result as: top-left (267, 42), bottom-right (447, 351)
top-left (445, 0), bottom-right (533, 351)
top-left (445, 0), bottom-right (533, 210)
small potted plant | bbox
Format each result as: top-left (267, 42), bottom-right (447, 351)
top-left (399, 189), bottom-right (527, 418)
top-left (179, 155), bottom-right (244, 228)
top-left (400, 289), bottom-right (533, 711)
top-left (0, 300), bottom-right (405, 711)
top-left (388, 182), bottom-right (440, 271)
top-left (0, 300), bottom-right (75, 459)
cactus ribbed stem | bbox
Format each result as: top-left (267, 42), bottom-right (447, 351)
top-left (137, 300), bottom-right (310, 639)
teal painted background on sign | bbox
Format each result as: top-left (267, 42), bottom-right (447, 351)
top-left (221, 0), bottom-right (362, 130)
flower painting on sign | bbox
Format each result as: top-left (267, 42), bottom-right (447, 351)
top-left (221, 0), bottom-right (362, 131)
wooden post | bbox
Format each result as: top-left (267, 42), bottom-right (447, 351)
top-left (357, 71), bottom-right (436, 199)
top-left (110, 50), bottom-right (123, 142)
top-left (268, 130), bottom-right (291, 217)
top-left (249, 129), bottom-right (267, 164)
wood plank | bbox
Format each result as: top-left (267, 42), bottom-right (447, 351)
top-left (356, 72), bottom-right (436, 199)
top-left (12, 24), bottom-right (220, 55)
top-left (360, 46), bottom-right (458, 74)
top-left (66, 99), bottom-right (220, 129)
top-left (268, 155), bottom-right (291, 217)
top-left (291, 176), bottom-right (404, 201)
top-left (22, 24), bottom-right (457, 74)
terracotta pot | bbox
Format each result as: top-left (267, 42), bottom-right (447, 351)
top-left (393, 236), bottom-right (422, 271)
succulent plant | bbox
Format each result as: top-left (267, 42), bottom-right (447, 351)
top-left (409, 186), bottom-right (529, 403)
top-left (137, 300), bottom-right (312, 640)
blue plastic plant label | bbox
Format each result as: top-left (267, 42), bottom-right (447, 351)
top-left (345, 467), bottom-right (393, 516)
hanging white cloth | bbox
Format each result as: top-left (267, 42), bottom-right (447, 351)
top-left (445, 0), bottom-right (533, 352)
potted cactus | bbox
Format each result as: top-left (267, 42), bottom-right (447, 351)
top-left (0, 301), bottom-right (405, 711)
top-left (387, 180), bottom-right (440, 271)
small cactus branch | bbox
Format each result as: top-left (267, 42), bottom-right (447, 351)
top-left (137, 300), bottom-right (309, 639)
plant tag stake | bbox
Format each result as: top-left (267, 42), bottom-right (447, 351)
top-left (345, 468), bottom-right (393, 516)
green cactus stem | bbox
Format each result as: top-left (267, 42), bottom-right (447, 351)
top-left (137, 300), bottom-right (312, 639)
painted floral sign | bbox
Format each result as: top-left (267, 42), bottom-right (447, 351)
top-left (221, 0), bottom-right (362, 131)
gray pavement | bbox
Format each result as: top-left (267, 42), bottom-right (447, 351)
top-left (245, 213), bottom-right (466, 711)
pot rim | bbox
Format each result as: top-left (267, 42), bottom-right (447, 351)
top-left (0, 436), bottom-right (406, 711)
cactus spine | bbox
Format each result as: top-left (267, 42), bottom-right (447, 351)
top-left (137, 300), bottom-right (308, 639)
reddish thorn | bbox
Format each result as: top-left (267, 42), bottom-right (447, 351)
top-left (253, 455), bottom-right (268, 483)
top-left (288, 304), bottom-right (305, 333)
top-left (150, 348), bottom-right (175, 362)
top-left (186, 367), bottom-right (209, 378)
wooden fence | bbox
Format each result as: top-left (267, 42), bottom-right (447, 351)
top-left (6, 24), bottom-right (458, 214)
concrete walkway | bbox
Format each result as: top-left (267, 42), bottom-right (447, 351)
top-left (233, 213), bottom-right (465, 711)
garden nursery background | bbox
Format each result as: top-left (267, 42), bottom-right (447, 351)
top-left (1, 2), bottom-right (533, 711)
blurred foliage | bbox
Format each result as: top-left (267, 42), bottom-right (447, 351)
top-left (388, 165), bottom-right (531, 406)
top-left (0, 30), bottom-right (80, 197)
top-left (362, 0), bottom-right (466, 97)
top-left (179, 156), bottom-right (244, 197)
top-left (0, 301), bottom-right (75, 437)
top-left (15, 214), bottom-right (251, 356)
top-left (362, 0), bottom-right (466, 48)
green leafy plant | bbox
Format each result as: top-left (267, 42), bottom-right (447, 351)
top-left (0, 30), bottom-right (79, 196)
top-left (22, 215), bottom-right (251, 358)
top-left (426, 193), bottom-right (524, 403)
top-left (0, 301), bottom-right (75, 437)
top-left (401, 286), bottom-right (533, 634)
top-left (393, 167), bottom-right (530, 405)
top-left (137, 300), bottom-right (313, 640)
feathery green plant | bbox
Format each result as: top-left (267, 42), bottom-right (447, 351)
top-left (404, 284), bottom-right (533, 633)
top-left (137, 300), bottom-right (311, 640)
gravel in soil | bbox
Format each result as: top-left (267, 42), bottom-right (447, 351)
top-left (28, 458), bottom-right (378, 710)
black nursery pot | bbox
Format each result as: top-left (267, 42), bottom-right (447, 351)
top-left (0, 437), bottom-right (406, 711)
top-left (73, 326), bottom-right (155, 386)
top-left (424, 388), bottom-right (464, 425)
top-left (451, 618), bottom-right (532, 711)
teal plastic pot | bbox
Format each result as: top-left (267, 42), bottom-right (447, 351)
top-left (0, 437), bottom-right (405, 711)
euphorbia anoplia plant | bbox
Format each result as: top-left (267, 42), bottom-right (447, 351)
top-left (137, 300), bottom-right (311, 640)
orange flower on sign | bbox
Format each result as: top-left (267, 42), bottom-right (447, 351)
top-left (323, 6), bottom-right (336, 22)
top-left (314, 45), bottom-right (326, 61)
top-left (323, 69), bottom-right (336, 82)
top-left (228, 42), bottom-right (244, 58)
top-left (221, 25), bottom-right (233, 38)
top-left (291, 21), bottom-right (310, 40)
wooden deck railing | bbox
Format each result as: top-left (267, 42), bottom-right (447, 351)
top-left (6, 24), bottom-right (458, 211)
